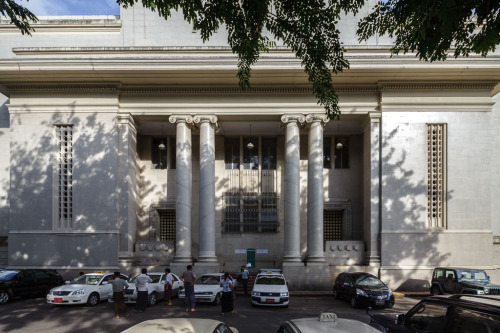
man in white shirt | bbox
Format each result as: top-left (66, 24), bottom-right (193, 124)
top-left (134, 268), bottom-right (152, 312)
top-left (163, 268), bottom-right (173, 305)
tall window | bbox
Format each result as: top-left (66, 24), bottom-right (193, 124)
top-left (335, 137), bottom-right (349, 169)
top-left (55, 125), bottom-right (73, 228)
top-left (158, 210), bottom-right (175, 241)
top-left (225, 138), bottom-right (240, 169)
top-left (324, 137), bottom-right (332, 168)
top-left (151, 137), bottom-right (175, 169)
top-left (427, 124), bottom-right (447, 228)
top-left (324, 210), bottom-right (343, 241)
top-left (262, 138), bottom-right (277, 170)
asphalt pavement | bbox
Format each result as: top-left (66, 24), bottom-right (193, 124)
top-left (0, 293), bottom-right (424, 333)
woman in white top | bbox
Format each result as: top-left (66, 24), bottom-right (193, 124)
top-left (219, 272), bottom-right (236, 315)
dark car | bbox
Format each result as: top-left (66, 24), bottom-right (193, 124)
top-left (333, 272), bottom-right (394, 309)
top-left (369, 294), bottom-right (500, 333)
top-left (430, 267), bottom-right (500, 295)
top-left (0, 269), bottom-right (64, 304)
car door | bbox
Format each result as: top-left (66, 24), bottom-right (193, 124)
top-left (403, 301), bottom-right (452, 333)
top-left (443, 270), bottom-right (459, 294)
top-left (99, 274), bottom-right (114, 300)
top-left (15, 270), bottom-right (37, 297)
top-left (171, 274), bottom-right (182, 295)
top-left (336, 273), bottom-right (345, 297)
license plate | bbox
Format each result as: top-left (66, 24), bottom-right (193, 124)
top-left (375, 300), bottom-right (385, 305)
top-left (54, 298), bottom-right (63, 303)
top-left (265, 299), bottom-right (275, 303)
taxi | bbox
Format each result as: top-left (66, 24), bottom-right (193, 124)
top-left (47, 272), bottom-right (129, 306)
top-left (251, 269), bottom-right (289, 307)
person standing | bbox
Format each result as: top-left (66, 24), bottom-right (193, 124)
top-left (163, 268), bottom-right (173, 306)
top-left (108, 271), bottom-right (130, 319)
top-left (220, 272), bottom-right (236, 315)
top-left (134, 268), bottom-right (152, 312)
top-left (237, 266), bottom-right (250, 295)
top-left (180, 265), bottom-right (196, 312)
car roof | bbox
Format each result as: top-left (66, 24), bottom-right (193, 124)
top-left (121, 319), bottom-right (234, 333)
top-left (340, 272), bottom-right (375, 278)
top-left (200, 273), bottom-right (225, 276)
top-left (286, 313), bottom-right (380, 333)
top-left (257, 270), bottom-right (284, 276)
top-left (434, 267), bottom-right (486, 271)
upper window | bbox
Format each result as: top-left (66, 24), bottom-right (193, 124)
top-left (334, 137), bottom-right (349, 169)
top-left (225, 138), bottom-right (240, 169)
top-left (151, 137), bottom-right (175, 169)
top-left (55, 125), bottom-right (73, 229)
top-left (262, 138), bottom-right (277, 170)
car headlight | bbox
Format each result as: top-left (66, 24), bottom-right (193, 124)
top-left (48, 288), bottom-right (55, 295)
top-left (71, 289), bottom-right (85, 296)
top-left (479, 289), bottom-right (487, 294)
top-left (388, 289), bottom-right (393, 297)
top-left (252, 292), bottom-right (261, 296)
top-left (356, 288), bottom-right (368, 297)
top-left (280, 292), bottom-right (289, 297)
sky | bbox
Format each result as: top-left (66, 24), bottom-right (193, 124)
top-left (20, 0), bottom-right (120, 16)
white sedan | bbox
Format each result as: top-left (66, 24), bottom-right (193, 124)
top-left (124, 272), bottom-right (183, 306)
top-left (47, 272), bottom-right (129, 306)
top-left (122, 319), bottom-right (239, 333)
top-left (178, 273), bottom-right (237, 305)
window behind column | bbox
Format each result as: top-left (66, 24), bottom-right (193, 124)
top-left (324, 210), bottom-right (343, 241)
top-left (151, 137), bottom-right (175, 169)
top-left (335, 137), bottom-right (349, 169)
top-left (55, 125), bottom-right (73, 229)
top-left (225, 138), bottom-right (240, 169)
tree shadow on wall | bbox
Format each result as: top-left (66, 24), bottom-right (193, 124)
top-left (379, 126), bottom-right (453, 292)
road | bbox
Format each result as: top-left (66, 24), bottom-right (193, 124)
top-left (0, 294), bottom-right (423, 333)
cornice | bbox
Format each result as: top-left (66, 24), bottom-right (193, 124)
top-left (7, 84), bottom-right (119, 93)
top-left (379, 82), bottom-right (498, 91)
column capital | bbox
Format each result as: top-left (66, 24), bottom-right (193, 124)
top-left (305, 113), bottom-right (329, 128)
top-left (363, 111), bottom-right (382, 129)
top-left (193, 115), bottom-right (220, 132)
top-left (117, 114), bottom-right (137, 133)
top-left (169, 114), bottom-right (195, 126)
top-left (281, 114), bottom-right (306, 125)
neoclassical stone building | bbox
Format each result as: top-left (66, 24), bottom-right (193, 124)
top-left (1, 2), bottom-right (499, 290)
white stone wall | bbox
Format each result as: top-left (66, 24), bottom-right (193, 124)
top-left (0, 94), bottom-right (9, 237)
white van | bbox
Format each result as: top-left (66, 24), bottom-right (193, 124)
top-left (251, 269), bottom-right (289, 307)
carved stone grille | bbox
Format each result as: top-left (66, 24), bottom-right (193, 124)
top-left (159, 210), bottom-right (176, 241)
top-left (427, 124), bottom-right (447, 228)
top-left (56, 125), bottom-right (73, 228)
top-left (324, 210), bottom-right (343, 241)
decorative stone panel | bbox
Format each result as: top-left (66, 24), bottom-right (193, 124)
top-left (325, 241), bottom-right (365, 265)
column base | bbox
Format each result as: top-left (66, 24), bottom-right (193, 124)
top-left (193, 261), bottom-right (220, 275)
top-left (306, 255), bottom-right (326, 264)
top-left (365, 255), bottom-right (381, 267)
top-left (282, 255), bottom-right (302, 264)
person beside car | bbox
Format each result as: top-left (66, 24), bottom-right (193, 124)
top-left (108, 271), bottom-right (130, 319)
top-left (134, 268), bottom-right (152, 312)
top-left (220, 272), bottom-right (236, 316)
top-left (180, 265), bottom-right (197, 312)
top-left (237, 266), bottom-right (250, 295)
top-left (163, 268), bottom-right (173, 306)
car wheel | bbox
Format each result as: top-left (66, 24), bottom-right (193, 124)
top-left (86, 293), bottom-right (100, 307)
top-left (386, 299), bottom-right (395, 309)
top-left (431, 286), bottom-right (442, 295)
top-left (148, 292), bottom-right (157, 306)
top-left (333, 289), bottom-right (339, 299)
top-left (214, 293), bottom-right (221, 305)
top-left (0, 290), bottom-right (11, 304)
top-left (350, 296), bottom-right (358, 308)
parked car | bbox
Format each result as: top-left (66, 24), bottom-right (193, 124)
top-left (178, 273), bottom-right (236, 305)
top-left (251, 269), bottom-right (289, 307)
top-left (121, 318), bottom-right (239, 333)
top-left (430, 267), bottom-right (500, 295)
top-left (0, 269), bottom-right (64, 304)
top-left (276, 312), bottom-right (382, 333)
top-left (368, 294), bottom-right (500, 333)
top-left (124, 272), bottom-right (183, 306)
top-left (47, 272), bottom-right (129, 306)
top-left (333, 272), bottom-right (394, 309)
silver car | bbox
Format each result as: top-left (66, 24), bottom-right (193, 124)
top-left (121, 319), bottom-right (239, 333)
top-left (275, 313), bottom-right (381, 333)
top-left (124, 272), bottom-right (183, 306)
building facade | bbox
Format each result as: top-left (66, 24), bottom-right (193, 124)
top-left (1, 2), bottom-right (499, 290)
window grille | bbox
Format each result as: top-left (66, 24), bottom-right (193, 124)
top-left (427, 124), bottom-right (447, 228)
top-left (55, 125), bottom-right (73, 228)
top-left (159, 210), bottom-right (176, 241)
top-left (223, 192), bottom-right (278, 233)
top-left (324, 210), bottom-right (343, 241)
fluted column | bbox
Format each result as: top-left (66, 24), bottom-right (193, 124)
top-left (281, 114), bottom-right (305, 263)
top-left (306, 114), bottom-right (329, 263)
top-left (169, 115), bottom-right (194, 263)
top-left (194, 115), bottom-right (218, 264)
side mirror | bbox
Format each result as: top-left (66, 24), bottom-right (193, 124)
top-left (395, 314), bottom-right (405, 325)
top-left (102, 281), bottom-right (108, 285)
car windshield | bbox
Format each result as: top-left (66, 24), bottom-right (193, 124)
top-left (70, 274), bottom-right (103, 285)
top-left (130, 274), bottom-right (161, 283)
top-left (195, 275), bottom-right (221, 285)
top-left (255, 275), bottom-right (285, 285)
top-left (0, 270), bottom-right (18, 281)
top-left (356, 275), bottom-right (386, 287)
top-left (457, 270), bottom-right (490, 282)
